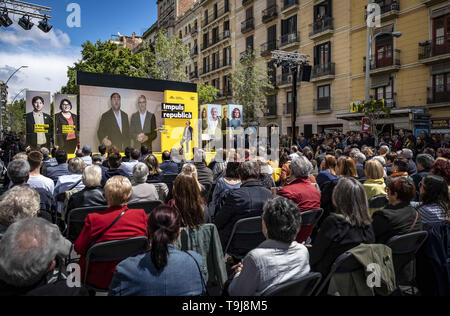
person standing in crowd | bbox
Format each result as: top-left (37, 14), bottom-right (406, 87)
top-left (26, 96), bottom-right (52, 149)
top-left (108, 206), bottom-right (205, 296)
top-left (309, 177), bottom-right (375, 281)
top-left (130, 95), bottom-right (157, 151)
top-left (372, 177), bottom-right (422, 244)
top-left (74, 176), bottom-right (148, 290)
top-left (55, 98), bottom-right (78, 154)
top-left (228, 197), bottom-right (311, 296)
top-left (97, 93), bottom-right (130, 152)
top-left (390, 135), bottom-right (402, 152)
top-left (278, 155), bottom-right (321, 243)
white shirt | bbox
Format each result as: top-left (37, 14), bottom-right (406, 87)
top-left (139, 112), bottom-right (147, 131)
top-left (120, 160), bottom-right (139, 177)
top-left (81, 156), bottom-right (92, 166)
top-left (54, 174), bottom-right (85, 213)
top-left (114, 111), bottom-right (123, 133)
top-left (28, 174), bottom-right (55, 195)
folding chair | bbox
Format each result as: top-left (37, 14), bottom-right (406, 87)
top-left (84, 237), bottom-right (149, 292)
top-left (262, 272), bottom-right (322, 296)
top-left (162, 173), bottom-right (178, 200)
top-left (300, 209), bottom-right (324, 226)
top-left (369, 195), bottom-right (388, 209)
top-left (128, 200), bottom-right (163, 215)
top-left (386, 231), bottom-right (428, 294)
top-left (224, 216), bottom-right (265, 260)
top-left (65, 205), bottom-right (109, 242)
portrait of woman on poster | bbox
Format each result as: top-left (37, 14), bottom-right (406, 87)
top-left (55, 99), bottom-right (78, 153)
top-left (201, 107), bottom-right (208, 133)
top-left (230, 108), bottom-right (242, 130)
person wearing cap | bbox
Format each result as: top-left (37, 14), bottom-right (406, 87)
top-left (81, 145), bottom-right (93, 166)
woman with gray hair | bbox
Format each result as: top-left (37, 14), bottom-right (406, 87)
top-left (0, 186), bottom-right (40, 237)
top-left (129, 163), bottom-right (158, 203)
top-left (310, 177), bottom-right (375, 281)
top-left (278, 155), bottom-right (321, 243)
top-left (228, 196), bottom-right (311, 296)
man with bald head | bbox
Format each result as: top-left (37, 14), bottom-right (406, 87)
top-left (130, 95), bottom-right (157, 151)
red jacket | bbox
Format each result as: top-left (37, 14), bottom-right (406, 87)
top-left (74, 205), bottom-right (148, 289)
top-left (278, 177), bottom-right (321, 243)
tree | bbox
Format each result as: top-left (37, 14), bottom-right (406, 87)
top-left (356, 98), bottom-right (391, 145)
top-left (197, 83), bottom-right (218, 105)
top-left (145, 30), bottom-right (190, 82)
top-left (231, 51), bottom-right (274, 124)
top-left (60, 40), bottom-right (147, 95)
top-left (4, 99), bottom-right (26, 133)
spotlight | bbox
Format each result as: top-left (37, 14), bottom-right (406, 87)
top-left (18, 15), bottom-right (34, 31)
top-left (0, 10), bottom-right (13, 27)
top-left (38, 16), bottom-right (52, 33)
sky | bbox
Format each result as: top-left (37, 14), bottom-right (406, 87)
top-left (0, 0), bottom-right (158, 101)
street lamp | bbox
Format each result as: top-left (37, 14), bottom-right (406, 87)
top-left (365, 28), bottom-right (402, 103)
top-left (5, 65), bottom-right (29, 85)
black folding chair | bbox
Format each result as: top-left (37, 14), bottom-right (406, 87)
top-left (128, 200), bottom-right (163, 215)
top-left (84, 237), bottom-right (149, 292)
top-left (314, 252), bottom-right (364, 296)
top-left (386, 231), bottom-right (428, 293)
top-left (162, 173), bottom-right (178, 200)
top-left (369, 195), bottom-right (388, 209)
top-left (300, 209), bottom-right (324, 227)
top-left (224, 216), bottom-right (265, 260)
top-left (262, 272), bottom-right (322, 296)
top-left (65, 205), bottom-right (109, 242)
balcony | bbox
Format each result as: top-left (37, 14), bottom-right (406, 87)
top-left (421, 0), bottom-right (448, 6)
top-left (190, 47), bottom-right (198, 57)
top-left (368, 1), bottom-right (399, 22)
top-left (314, 97), bottom-right (332, 113)
top-left (201, 7), bottom-right (230, 28)
top-left (311, 63), bottom-right (335, 82)
top-left (191, 28), bottom-right (198, 36)
top-left (262, 5), bottom-right (278, 24)
top-left (240, 49), bottom-right (255, 61)
top-left (242, 0), bottom-right (253, 6)
top-left (261, 41), bottom-right (278, 57)
top-left (277, 73), bottom-right (300, 87)
top-left (200, 59), bottom-right (232, 77)
top-left (282, 0), bottom-right (299, 15)
top-left (363, 49), bottom-right (401, 75)
top-left (201, 31), bottom-right (231, 52)
top-left (418, 41), bottom-right (450, 65)
top-left (309, 17), bottom-right (334, 40)
top-left (427, 86), bottom-right (450, 105)
top-left (189, 71), bottom-right (199, 79)
top-left (216, 89), bottom-right (233, 99)
top-left (280, 32), bottom-right (300, 49)
top-left (265, 103), bottom-right (277, 117)
top-left (241, 17), bottom-right (254, 34)
top-left (200, 67), bottom-right (211, 76)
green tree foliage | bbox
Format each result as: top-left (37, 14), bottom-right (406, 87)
top-left (197, 83), bottom-right (218, 105)
top-left (60, 40), bottom-right (147, 95)
top-left (4, 99), bottom-right (26, 133)
top-left (231, 51), bottom-right (274, 123)
top-left (356, 99), bottom-right (392, 144)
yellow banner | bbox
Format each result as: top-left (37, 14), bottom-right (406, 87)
top-left (62, 125), bottom-right (76, 134)
top-left (34, 124), bottom-right (49, 133)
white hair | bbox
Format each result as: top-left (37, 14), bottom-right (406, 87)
top-left (0, 186), bottom-right (40, 227)
top-left (82, 165), bottom-right (102, 187)
top-left (290, 155), bottom-right (313, 178)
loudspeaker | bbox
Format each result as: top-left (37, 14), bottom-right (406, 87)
top-left (301, 65), bottom-right (312, 82)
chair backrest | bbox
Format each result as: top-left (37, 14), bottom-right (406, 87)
top-left (128, 200), bottom-right (163, 215)
top-left (300, 209), bottom-right (324, 227)
top-left (66, 205), bottom-right (109, 242)
top-left (369, 195), bottom-right (388, 209)
top-left (224, 216), bottom-right (265, 258)
top-left (386, 231), bottom-right (428, 278)
top-left (162, 173), bottom-right (178, 200)
top-left (84, 236), bottom-right (149, 286)
top-left (314, 252), bottom-right (363, 295)
top-left (262, 272), bottom-right (322, 296)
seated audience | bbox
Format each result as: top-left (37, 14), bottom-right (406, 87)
top-left (194, 149), bottom-right (214, 186)
top-left (386, 158), bottom-right (412, 185)
top-left (159, 150), bottom-right (179, 175)
top-left (316, 155), bottom-right (338, 188)
top-left (209, 162), bottom-right (241, 218)
top-left (74, 176), bottom-right (148, 289)
top-left (228, 197), bottom-right (310, 296)
top-left (101, 152), bottom-right (130, 187)
top-left (0, 186), bottom-right (40, 237)
top-left (145, 154), bottom-right (164, 183)
top-left (352, 151), bottom-right (366, 179)
top-left (98, 144), bottom-right (107, 162)
top-left (372, 177), bottom-right (422, 244)
top-left (363, 160), bottom-right (387, 215)
top-left (120, 148), bottom-right (140, 177)
top-left (400, 149), bottom-right (418, 176)
top-left (109, 206), bottom-right (205, 296)
top-left (209, 149), bottom-right (227, 183)
top-left (54, 158), bottom-right (86, 211)
top-left (385, 152), bottom-right (398, 176)
top-left (215, 161), bottom-right (272, 257)
top-left (81, 145), bottom-right (93, 166)
top-left (412, 175), bottom-right (449, 226)
top-left (412, 154), bottom-right (435, 195)
top-left (27, 151), bottom-right (54, 195)
top-left (336, 156), bottom-right (359, 178)
top-left (171, 173), bottom-right (206, 225)
top-left (129, 163), bottom-right (158, 203)
top-left (277, 155), bottom-right (321, 243)
top-left (258, 159), bottom-right (276, 190)
top-left (430, 159), bottom-right (450, 198)
top-left (0, 218), bottom-right (88, 296)
top-left (310, 177), bottom-right (375, 280)
top-left (45, 150), bottom-right (70, 182)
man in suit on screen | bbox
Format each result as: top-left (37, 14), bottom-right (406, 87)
top-left (97, 93), bottom-right (130, 152)
top-left (26, 96), bottom-right (53, 149)
top-left (129, 95), bottom-right (157, 151)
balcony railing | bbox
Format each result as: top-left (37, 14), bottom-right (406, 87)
top-left (217, 89), bottom-right (233, 99)
top-left (419, 41), bottom-right (450, 60)
top-left (241, 17), bottom-right (254, 34)
top-left (314, 97), bottom-right (332, 112)
top-left (282, 0), bottom-right (299, 12)
top-left (277, 72), bottom-right (300, 86)
top-left (427, 86), bottom-right (450, 104)
top-left (261, 41), bottom-right (278, 57)
top-left (364, 49), bottom-right (401, 71)
top-left (200, 67), bottom-right (210, 75)
top-left (240, 49), bottom-right (255, 61)
top-left (200, 59), bottom-right (232, 76)
top-left (262, 5), bottom-right (278, 23)
top-left (309, 17), bottom-right (334, 37)
top-left (201, 7), bottom-right (230, 28)
top-left (189, 71), bottom-right (199, 79)
top-left (201, 31), bottom-right (231, 51)
top-left (311, 63), bottom-right (335, 79)
top-left (377, 1), bottom-right (400, 14)
top-left (280, 32), bottom-right (300, 47)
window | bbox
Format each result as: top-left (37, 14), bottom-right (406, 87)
top-left (375, 34), bottom-right (393, 67)
top-left (224, 46), bottom-right (232, 65)
top-left (433, 13), bottom-right (450, 55)
top-left (223, 75), bottom-right (231, 93)
top-left (282, 15), bottom-right (297, 36)
top-left (179, 30), bottom-right (182, 39)
top-left (225, 0), bottom-right (230, 12)
top-left (203, 56), bottom-right (210, 73)
top-left (267, 61), bottom-right (276, 85)
top-left (268, 24), bottom-right (277, 49)
top-left (317, 85), bottom-right (331, 110)
top-left (212, 52), bottom-right (220, 70)
top-left (214, 4), bottom-right (218, 20)
top-left (433, 72), bottom-right (450, 103)
top-left (204, 10), bottom-right (208, 25)
top-left (314, 42), bottom-right (331, 65)
top-left (246, 35), bottom-right (254, 51)
top-left (203, 33), bottom-right (209, 48)
top-left (286, 91), bottom-right (293, 114)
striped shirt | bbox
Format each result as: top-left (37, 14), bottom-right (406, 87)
top-left (411, 202), bottom-right (447, 225)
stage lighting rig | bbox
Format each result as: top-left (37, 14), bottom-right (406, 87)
top-left (38, 15), bottom-right (52, 33)
top-left (0, 0), bottom-right (52, 32)
top-left (0, 9), bottom-right (13, 27)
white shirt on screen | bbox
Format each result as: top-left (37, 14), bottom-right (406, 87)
top-left (114, 111), bottom-right (123, 133)
top-left (140, 112), bottom-right (146, 130)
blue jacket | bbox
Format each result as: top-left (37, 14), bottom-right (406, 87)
top-left (160, 161), bottom-right (180, 175)
top-left (108, 246), bottom-right (205, 296)
top-left (101, 168), bottom-right (130, 187)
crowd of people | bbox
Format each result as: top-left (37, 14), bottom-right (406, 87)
top-left (0, 129), bottom-right (448, 296)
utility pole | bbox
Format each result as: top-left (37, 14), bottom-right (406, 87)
top-left (272, 50), bottom-right (309, 147)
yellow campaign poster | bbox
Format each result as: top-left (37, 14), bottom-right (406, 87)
top-left (34, 124), bottom-right (50, 133)
top-left (161, 90), bottom-right (198, 158)
top-left (62, 125), bottom-right (76, 134)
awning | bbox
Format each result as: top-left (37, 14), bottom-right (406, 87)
top-left (336, 108), bottom-right (411, 121)
top-left (371, 74), bottom-right (391, 89)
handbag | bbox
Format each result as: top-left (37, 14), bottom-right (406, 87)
top-left (184, 250), bottom-right (209, 296)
